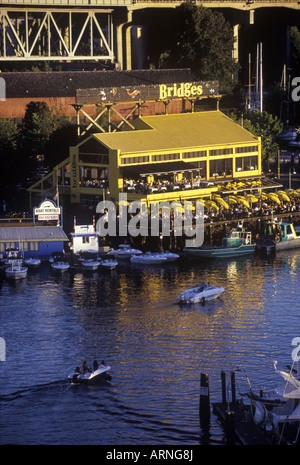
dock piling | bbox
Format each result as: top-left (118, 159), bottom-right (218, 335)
top-left (199, 373), bottom-right (210, 426)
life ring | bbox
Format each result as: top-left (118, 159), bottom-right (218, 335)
top-left (275, 235), bottom-right (280, 243)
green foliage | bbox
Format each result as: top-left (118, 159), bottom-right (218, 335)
top-left (290, 26), bottom-right (300, 70)
top-left (23, 101), bottom-right (71, 154)
top-left (156, 3), bottom-right (239, 93)
top-left (231, 110), bottom-right (283, 163)
top-left (0, 117), bottom-right (20, 152)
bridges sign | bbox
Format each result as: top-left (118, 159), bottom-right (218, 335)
top-left (76, 81), bottom-right (219, 105)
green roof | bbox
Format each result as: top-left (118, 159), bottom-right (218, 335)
top-left (92, 111), bottom-right (259, 155)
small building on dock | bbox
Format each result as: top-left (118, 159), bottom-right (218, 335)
top-left (0, 225), bottom-right (68, 260)
top-left (0, 199), bottom-right (69, 260)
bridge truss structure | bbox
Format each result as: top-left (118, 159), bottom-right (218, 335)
top-left (0, 7), bottom-right (115, 62)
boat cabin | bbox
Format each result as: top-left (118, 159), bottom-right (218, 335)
top-left (70, 224), bottom-right (100, 254)
top-left (222, 227), bottom-right (252, 248)
top-left (264, 221), bottom-right (300, 242)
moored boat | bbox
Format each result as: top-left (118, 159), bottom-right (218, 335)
top-left (183, 226), bottom-right (255, 259)
top-left (99, 259), bottom-right (118, 270)
top-left (256, 220), bottom-right (300, 251)
top-left (81, 259), bottom-right (100, 271)
top-left (130, 252), bottom-right (167, 265)
top-left (178, 283), bottom-right (225, 304)
top-left (23, 257), bottom-right (41, 268)
top-left (110, 244), bottom-right (142, 260)
top-left (5, 261), bottom-right (28, 280)
top-left (51, 261), bottom-right (70, 272)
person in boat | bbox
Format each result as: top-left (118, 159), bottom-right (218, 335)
top-left (75, 366), bottom-right (81, 373)
top-left (93, 360), bottom-right (99, 371)
top-left (82, 361), bottom-right (91, 374)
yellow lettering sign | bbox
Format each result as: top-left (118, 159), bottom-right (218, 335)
top-left (159, 82), bottom-right (203, 100)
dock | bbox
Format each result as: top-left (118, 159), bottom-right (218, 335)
top-left (199, 371), bottom-right (273, 445)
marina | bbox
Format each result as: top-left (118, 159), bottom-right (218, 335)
top-left (0, 247), bottom-right (300, 445)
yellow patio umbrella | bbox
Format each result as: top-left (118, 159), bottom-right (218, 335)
top-left (214, 197), bottom-right (230, 209)
top-left (277, 191), bottom-right (290, 201)
top-left (204, 200), bottom-right (218, 211)
top-left (228, 196), bottom-right (238, 204)
top-left (257, 192), bottom-right (268, 200)
top-left (267, 193), bottom-right (281, 205)
top-left (246, 194), bottom-right (259, 203)
top-left (285, 189), bottom-right (298, 197)
top-left (235, 196), bottom-right (250, 208)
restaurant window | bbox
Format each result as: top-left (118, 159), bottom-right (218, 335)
top-left (152, 153), bottom-right (180, 162)
top-left (209, 159), bottom-right (232, 178)
top-left (120, 156), bottom-right (149, 165)
top-left (236, 156), bottom-right (258, 172)
top-left (182, 150), bottom-right (206, 159)
top-left (209, 148), bottom-right (233, 156)
top-left (235, 145), bottom-right (258, 154)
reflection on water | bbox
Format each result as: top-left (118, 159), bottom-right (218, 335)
top-left (0, 250), bottom-right (299, 444)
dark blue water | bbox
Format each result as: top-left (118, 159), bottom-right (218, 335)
top-left (0, 250), bottom-right (299, 445)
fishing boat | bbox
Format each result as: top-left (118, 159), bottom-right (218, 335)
top-left (183, 226), bottom-right (255, 259)
top-left (178, 283), bottom-right (225, 304)
top-left (110, 244), bottom-right (142, 260)
top-left (256, 220), bottom-right (300, 251)
top-left (5, 261), bottom-right (28, 280)
top-left (130, 252), bottom-right (167, 265)
top-left (68, 361), bottom-right (111, 385)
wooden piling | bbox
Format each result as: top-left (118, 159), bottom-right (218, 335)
top-left (199, 373), bottom-right (210, 424)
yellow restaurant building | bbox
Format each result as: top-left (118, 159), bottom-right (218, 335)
top-left (28, 109), bottom-right (262, 210)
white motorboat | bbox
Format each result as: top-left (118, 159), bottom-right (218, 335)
top-left (5, 261), bottom-right (28, 280)
top-left (81, 259), bottom-right (100, 271)
top-left (51, 261), bottom-right (70, 272)
top-left (111, 244), bottom-right (142, 260)
top-left (178, 283), bottom-right (225, 304)
top-left (130, 252), bottom-right (167, 265)
top-left (68, 362), bottom-right (111, 385)
top-left (23, 257), bottom-right (41, 268)
top-left (99, 259), bottom-right (118, 270)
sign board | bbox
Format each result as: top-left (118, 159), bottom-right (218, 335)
top-left (33, 200), bottom-right (61, 222)
top-left (76, 81), bottom-right (219, 105)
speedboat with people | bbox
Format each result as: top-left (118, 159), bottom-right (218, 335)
top-left (178, 283), bottom-right (225, 304)
top-left (68, 360), bottom-right (111, 385)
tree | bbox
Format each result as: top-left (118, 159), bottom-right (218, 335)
top-left (0, 117), bottom-right (20, 152)
top-left (232, 110), bottom-right (283, 166)
top-left (23, 101), bottom-right (71, 155)
top-left (156, 3), bottom-right (239, 93)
